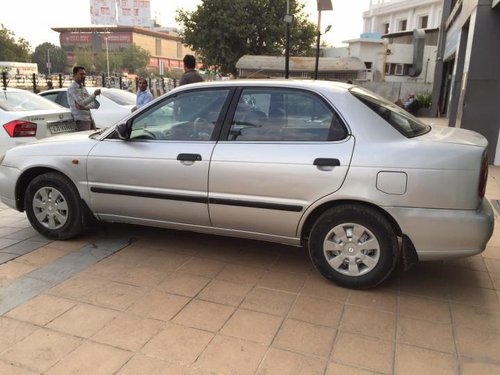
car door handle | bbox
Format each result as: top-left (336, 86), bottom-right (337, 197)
top-left (313, 158), bottom-right (340, 167)
top-left (177, 153), bottom-right (202, 161)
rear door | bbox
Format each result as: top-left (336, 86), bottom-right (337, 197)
top-left (209, 87), bottom-right (355, 238)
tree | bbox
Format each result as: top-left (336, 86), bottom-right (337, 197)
top-left (0, 24), bottom-right (31, 61)
top-left (121, 44), bottom-right (150, 74)
top-left (176, 0), bottom-right (316, 75)
top-left (94, 51), bottom-right (123, 75)
top-left (73, 47), bottom-right (95, 71)
top-left (32, 43), bottom-right (67, 75)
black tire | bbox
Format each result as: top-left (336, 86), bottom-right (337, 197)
top-left (308, 204), bottom-right (398, 289)
top-left (24, 172), bottom-right (85, 240)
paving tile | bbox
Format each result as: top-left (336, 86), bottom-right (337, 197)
top-left (340, 305), bottom-right (396, 341)
top-left (0, 276), bottom-right (54, 315)
top-left (220, 308), bottom-right (282, 345)
top-left (0, 317), bottom-right (38, 353)
top-left (0, 359), bottom-right (38, 374)
top-left (137, 251), bottom-right (191, 271)
top-left (258, 269), bottom-right (307, 293)
top-left (256, 348), bottom-right (326, 375)
top-left (0, 240), bottom-right (49, 256)
top-left (269, 253), bottom-right (313, 275)
top-left (451, 302), bottom-right (500, 334)
top-left (448, 285), bottom-right (500, 308)
top-left (194, 335), bottom-right (267, 375)
top-left (288, 294), bottom-right (343, 328)
top-left (398, 294), bottom-right (452, 323)
top-left (347, 288), bottom-right (398, 313)
top-left (394, 343), bottom-right (458, 375)
top-left (177, 257), bottom-right (226, 278)
top-left (273, 318), bottom-right (336, 357)
top-left (331, 332), bottom-right (394, 374)
top-left (117, 354), bottom-right (185, 374)
top-left (156, 272), bottom-right (211, 297)
top-left (46, 273), bottom-right (110, 300)
top-left (397, 316), bottom-right (455, 353)
top-left (4, 227), bottom-right (47, 242)
top-left (300, 273), bottom-right (350, 302)
top-left (127, 290), bottom-right (190, 321)
top-left (215, 264), bottom-right (265, 285)
top-left (46, 303), bottom-right (118, 338)
top-left (173, 299), bottom-right (234, 332)
top-left (325, 362), bottom-right (381, 375)
top-left (197, 279), bottom-right (252, 306)
top-left (45, 341), bottom-right (133, 375)
top-left (455, 326), bottom-right (500, 362)
top-left (484, 257), bottom-right (500, 274)
top-left (0, 328), bottom-right (82, 373)
top-left (14, 247), bottom-right (70, 268)
top-left (5, 294), bottom-right (75, 326)
top-left (0, 261), bottom-right (37, 287)
top-left (0, 238), bottom-right (22, 250)
top-left (240, 287), bottom-right (296, 316)
top-left (92, 313), bottom-right (164, 351)
top-left (460, 359), bottom-right (500, 375)
top-left (80, 281), bottom-right (146, 310)
top-left (141, 323), bottom-right (213, 364)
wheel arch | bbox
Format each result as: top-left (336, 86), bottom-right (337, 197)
top-left (300, 199), bottom-right (403, 245)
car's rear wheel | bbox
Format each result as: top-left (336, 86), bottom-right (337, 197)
top-left (25, 172), bottom-right (84, 240)
top-left (308, 204), bottom-right (398, 289)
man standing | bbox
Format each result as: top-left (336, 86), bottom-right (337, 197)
top-left (179, 54), bottom-right (204, 86)
top-left (132, 77), bottom-right (154, 112)
top-left (67, 66), bottom-right (101, 130)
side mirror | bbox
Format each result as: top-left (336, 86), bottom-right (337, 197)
top-left (114, 122), bottom-right (130, 140)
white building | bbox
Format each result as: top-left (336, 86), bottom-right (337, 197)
top-left (325, 0), bottom-right (443, 84)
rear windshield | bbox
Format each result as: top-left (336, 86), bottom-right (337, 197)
top-left (0, 91), bottom-right (64, 111)
top-left (101, 89), bottom-right (136, 105)
top-left (350, 87), bottom-right (430, 138)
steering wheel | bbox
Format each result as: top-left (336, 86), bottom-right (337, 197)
top-left (133, 128), bottom-right (156, 140)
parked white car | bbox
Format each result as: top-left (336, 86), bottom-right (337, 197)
top-left (1, 80), bottom-right (494, 289)
top-left (0, 87), bottom-right (77, 155)
top-left (39, 87), bottom-right (136, 128)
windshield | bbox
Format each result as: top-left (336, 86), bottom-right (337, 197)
top-left (350, 87), bottom-right (430, 138)
top-left (0, 90), bottom-right (65, 111)
top-left (101, 89), bottom-right (136, 105)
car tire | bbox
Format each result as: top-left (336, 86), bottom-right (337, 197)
top-left (25, 172), bottom-right (84, 240)
top-left (308, 204), bottom-right (398, 289)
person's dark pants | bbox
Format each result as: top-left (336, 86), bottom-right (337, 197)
top-left (76, 120), bottom-right (96, 131)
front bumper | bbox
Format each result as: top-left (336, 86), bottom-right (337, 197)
top-left (386, 198), bottom-right (495, 261)
top-left (0, 165), bottom-right (21, 211)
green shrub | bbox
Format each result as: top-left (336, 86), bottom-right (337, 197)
top-left (416, 92), bottom-right (432, 108)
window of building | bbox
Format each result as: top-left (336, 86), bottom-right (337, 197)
top-left (398, 19), bottom-right (407, 31)
top-left (382, 23), bottom-right (390, 34)
top-left (419, 15), bottom-right (428, 28)
top-left (395, 64), bottom-right (404, 75)
top-left (364, 62), bottom-right (372, 70)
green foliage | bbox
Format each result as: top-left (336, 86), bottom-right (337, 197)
top-left (0, 24), bottom-right (31, 61)
top-left (416, 92), bottom-right (432, 108)
top-left (73, 47), bottom-right (95, 71)
top-left (121, 44), bottom-right (150, 74)
top-left (176, 0), bottom-right (316, 75)
top-left (94, 51), bottom-right (123, 75)
top-left (32, 43), bottom-right (67, 74)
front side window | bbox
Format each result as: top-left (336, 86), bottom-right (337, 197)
top-left (350, 87), bottom-right (430, 138)
top-left (228, 88), bottom-right (346, 142)
top-left (129, 89), bottom-right (230, 141)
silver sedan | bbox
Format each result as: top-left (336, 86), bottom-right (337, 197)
top-left (0, 80), bottom-right (494, 288)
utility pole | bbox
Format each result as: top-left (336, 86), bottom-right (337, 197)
top-left (47, 49), bottom-right (51, 77)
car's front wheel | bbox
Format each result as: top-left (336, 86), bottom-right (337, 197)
top-left (308, 204), bottom-right (398, 289)
top-left (25, 172), bottom-right (84, 240)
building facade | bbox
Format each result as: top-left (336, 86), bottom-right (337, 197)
top-left (430, 0), bottom-right (500, 164)
top-left (52, 26), bottom-right (195, 74)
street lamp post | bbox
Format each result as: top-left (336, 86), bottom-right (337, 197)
top-left (314, 0), bottom-right (333, 80)
top-left (283, 0), bottom-right (294, 79)
top-left (105, 36), bottom-right (110, 87)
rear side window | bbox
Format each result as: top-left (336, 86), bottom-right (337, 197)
top-left (350, 87), bottom-right (430, 138)
top-left (228, 88), bottom-right (347, 141)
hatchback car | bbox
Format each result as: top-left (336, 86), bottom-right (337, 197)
top-left (0, 80), bottom-right (494, 289)
top-left (39, 87), bottom-right (136, 128)
top-left (0, 87), bottom-right (77, 155)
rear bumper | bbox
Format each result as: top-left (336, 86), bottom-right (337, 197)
top-left (386, 198), bottom-right (495, 261)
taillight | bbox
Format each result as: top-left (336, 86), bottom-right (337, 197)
top-left (3, 120), bottom-right (37, 137)
top-left (478, 155), bottom-right (488, 198)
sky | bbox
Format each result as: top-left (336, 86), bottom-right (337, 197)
top-left (1, 0), bottom-right (370, 51)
